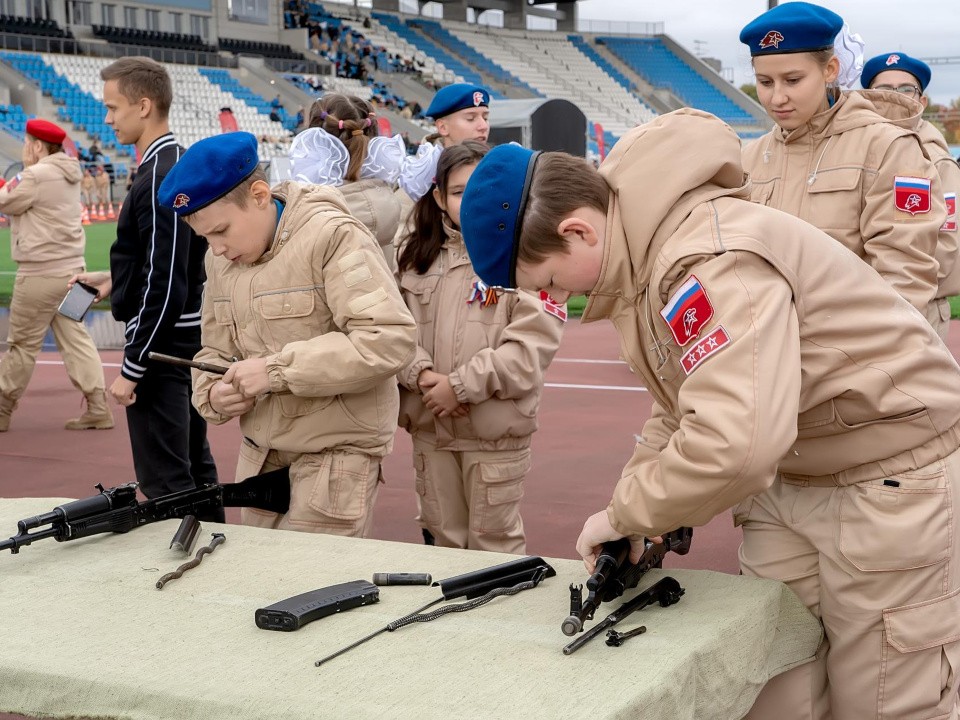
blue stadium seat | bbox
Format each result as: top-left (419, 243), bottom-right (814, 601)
top-left (598, 37), bottom-right (757, 126)
top-left (371, 12), bottom-right (504, 99)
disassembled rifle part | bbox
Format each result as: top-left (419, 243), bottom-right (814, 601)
top-left (562, 527), bottom-right (693, 636)
top-left (315, 556), bottom-right (556, 668)
top-left (156, 532), bottom-right (225, 590)
top-left (169, 514), bottom-right (201, 554)
top-left (372, 572), bottom-right (433, 586)
top-left (562, 576), bottom-right (685, 655)
top-left (256, 580), bottom-right (380, 631)
top-left (605, 626), bottom-right (647, 647)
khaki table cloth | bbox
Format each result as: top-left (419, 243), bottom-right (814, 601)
top-left (0, 497), bottom-right (821, 720)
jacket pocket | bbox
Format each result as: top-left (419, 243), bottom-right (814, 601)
top-left (212, 299), bottom-right (237, 344)
top-left (805, 167), bottom-right (862, 231)
top-left (838, 461), bottom-right (950, 572)
top-left (880, 588), bottom-right (960, 719)
top-left (257, 288), bottom-right (318, 345)
top-left (295, 452), bottom-right (373, 522)
top-left (276, 393), bottom-right (334, 418)
top-left (750, 178), bottom-right (776, 206)
top-left (471, 451), bottom-right (530, 534)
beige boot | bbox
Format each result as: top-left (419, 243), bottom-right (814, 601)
top-left (0, 393), bottom-right (15, 432)
top-left (65, 389), bottom-right (115, 430)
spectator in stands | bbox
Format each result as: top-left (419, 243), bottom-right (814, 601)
top-left (292, 93), bottom-right (404, 268)
top-left (424, 83), bottom-right (490, 147)
top-left (0, 119), bottom-right (113, 433)
top-left (270, 94), bottom-right (282, 110)
top-left (74, 56), bottom-right (221, 514)
top-left (158, 132), bottom-right (416, 537)
top-left (860, 52), bottom-right (960, 341)
top-left (87, 140), bottom-right (103, 162)
top-left (740, 3), bottom-right (943, 324)
top-left (457, 109), bottom-right (960, 720)
top-left (395, 141), bottom-right (562, 552)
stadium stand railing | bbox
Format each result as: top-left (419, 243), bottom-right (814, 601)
top-left (91, 25), bottom-right (216, 54)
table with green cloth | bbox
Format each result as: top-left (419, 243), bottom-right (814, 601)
top-left (0, 497), bottom-right (822, 720)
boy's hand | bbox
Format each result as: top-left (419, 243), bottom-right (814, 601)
top-left (68, 271), bottom-right (112, 300)
top-left (421, 374), bottom-right (463, 417)
top-left (575, 510), bottom-right (655, 573)
top-left (223, 358), bottom-right (270, 398)
top-left (109, 376), bottom-right (137, 407)
top-left (209, 380), bottom-right (256, 418)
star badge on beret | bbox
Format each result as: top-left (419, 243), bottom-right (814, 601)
top-left (472, 91), bottom-right (484, 106)
top-left (759, 30), bottom-right (784, 49)
top-left (886, 54), bottom-right (900, 66)
top-left (173, 193), bottom-right (190, 209)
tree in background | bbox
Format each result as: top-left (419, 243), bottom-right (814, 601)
top-left (740, 83), bottom-right (758, 103)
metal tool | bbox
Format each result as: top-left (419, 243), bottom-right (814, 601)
top-left (156, 533), bottom-right (225, 589)
top-left (169, 515), bottom-right (201, 554)
top-left (372, 573), bottom-right (432, 586)
top-left (605, 626), bottom-right (647, 647)
top-left (147, 352), bottom-right (229, 375)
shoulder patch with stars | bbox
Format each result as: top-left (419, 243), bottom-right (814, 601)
top-left (680, 326), bottom-right (730, 375)
top-left (660, 275), bottom-right (713, 346)
top-left (540, 291), bottom-right (567, 322)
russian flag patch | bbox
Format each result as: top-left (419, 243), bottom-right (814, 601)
top-left (894, 176), bottom-right (931, 215)
top-left (942, 192), bottom-right (957, 232)
top-left (659, 275), bottom-right (714, 346)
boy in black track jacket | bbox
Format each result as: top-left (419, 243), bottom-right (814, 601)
top-left (99, 57), bottom-right (219, 507)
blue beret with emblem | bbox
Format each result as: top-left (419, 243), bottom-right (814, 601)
top-left (425, 83), bottom-right (490, 120)
top-left (158, 131), bottom-right (260, 216)
top-left (460, 143), bottom-right (540, 288)
top-left (739, 2), bottom-right (843, 56)
top-left (861, 52), bottom-right (931, 92)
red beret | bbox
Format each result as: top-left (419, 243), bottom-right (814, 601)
top-left (26, 118), bottom-right (66, 144)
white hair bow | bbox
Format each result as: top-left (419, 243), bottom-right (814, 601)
top-left (833, 23), bottom-right (865, 91)
top-left (398, 141), bottom-right (442, 202)
top-left (289, 127), bottom-right (407, 187)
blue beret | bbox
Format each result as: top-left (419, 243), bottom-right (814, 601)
top-left (425, 83), bottom-right (490, 120)
top-left (158, 131), bottom-right (260, 216)
top-left (460, 143), bottom-right (540, 288)
top-left (861, 52), bottom-right (931, 92)
top-left (739, 2), bottom-right (843, 56)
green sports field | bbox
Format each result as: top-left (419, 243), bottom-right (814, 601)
top-left (0, 223), bottom-right (956, 319)
top-left (0, 223), bottom-right (115, 305)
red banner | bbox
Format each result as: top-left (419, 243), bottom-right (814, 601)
top-left (219, 109), bottom-right (239, 133)
top-left (594, 122), bottom-right (606, 160)
top-left (377, 116), bottom-right (392, 137)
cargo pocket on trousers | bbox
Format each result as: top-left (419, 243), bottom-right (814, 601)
top-left (838, 465), bottom-right (951, 572)
top-left (413, 451), bottom-right (440, 527)
top-left (880, 587), bottom-right (960, 719)
top-left (289, 453), bottom-right (372, 526)
top-left (472, 451), bottom-right (530, 534)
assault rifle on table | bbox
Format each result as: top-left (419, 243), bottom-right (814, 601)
top-left (561, 527), bottom-right (693, 639)
top-left (1, 468), bottom-right (290, 554)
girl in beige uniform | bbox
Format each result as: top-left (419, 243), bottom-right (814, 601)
top-left (396, 142), bottom-right (563, 553)
top-left (740, 3), bottom-right (944, 316)
top-left (860, 51), bottom-right (960, 340)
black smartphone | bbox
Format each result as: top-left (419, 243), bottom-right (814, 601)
top-left (57, 281), bottom-right (98, 321)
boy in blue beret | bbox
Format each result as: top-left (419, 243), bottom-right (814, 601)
top-left (459, 109), bottom-right (960, 719)
top-left (158, 131), bottom-right (417, 537)
top-left (425, 82), bottom-right (490, 146)
top-left (861, 51), bottom-right (960, 340)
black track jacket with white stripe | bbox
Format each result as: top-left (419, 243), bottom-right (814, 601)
top-left (110, 133), bottom-right (207, 382)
